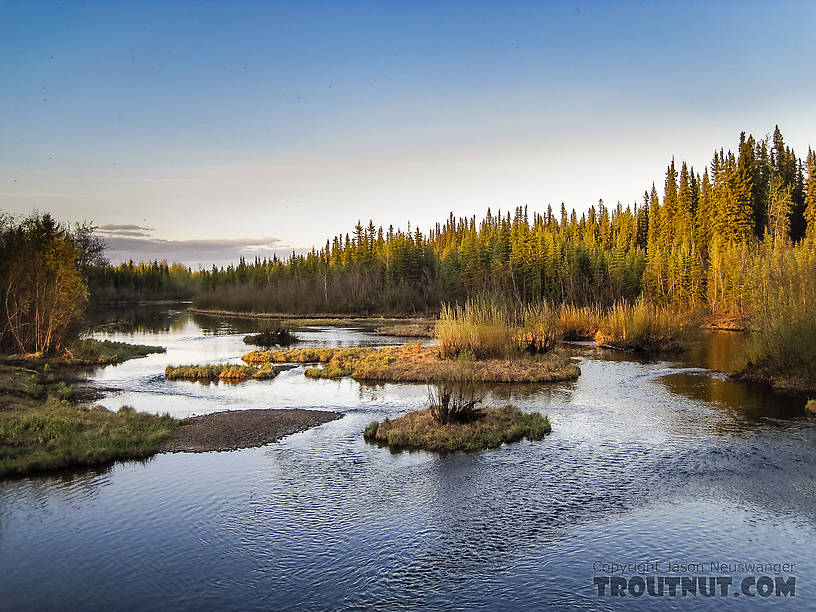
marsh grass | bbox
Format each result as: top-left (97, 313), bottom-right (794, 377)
top-left (558, 304), bottom-right (603, 340)
top-left (0, 398), bottom-right (178, 478)
top-left (595, 299), bottom-right (687, 352)
top-left (165, 362), bottom-right (278, 382)
top-left (436, 296), bottom-right (560, 359)
top-left (363, 406), bottom-right (551, 453)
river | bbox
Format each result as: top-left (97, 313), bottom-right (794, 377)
top-left (1, 304), bottom-right (814, 610)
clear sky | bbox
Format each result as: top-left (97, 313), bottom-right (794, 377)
top-left (2, 0), bottom-right (815, 266)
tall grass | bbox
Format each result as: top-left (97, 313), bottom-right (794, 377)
top-left (596, 299), bottom-right (686, 351)
top-left (558, 304), bottom-right (603, 340)
top-left (435, 296), bottom-right (560, 359)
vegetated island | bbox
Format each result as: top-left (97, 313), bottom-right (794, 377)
top-left (242, 319), bottom-right (300, 347)
top-left (364, 406), bottom-right (551, 454)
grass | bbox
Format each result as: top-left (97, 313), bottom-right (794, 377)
top-left (245, 342), bottom-right (580, 383)
top-left (436, 296), bottom-right (560, 360)
top-left (558, 304), bottom-right (603, 340)
top-left (363, 406), bottom-right (551, 453)
top-left (68, 338), bottom-right (166, 364)
top-left (595, 299), bottom-right (687, 352)
top-left (165, 362), bottom-right (279, 382)
top-left (0, 398), bottom-right (178, 478)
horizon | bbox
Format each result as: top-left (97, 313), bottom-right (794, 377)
top-left (2, 1), bottom-right (815, 267)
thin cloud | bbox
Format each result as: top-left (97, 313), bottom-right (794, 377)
top-left (100, 235), bottom-right (297, 268)
top-left (98, 224), bottom-right (154, 232)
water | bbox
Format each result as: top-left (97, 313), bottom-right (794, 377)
top-left (2, 305), bottom-right (815, 610)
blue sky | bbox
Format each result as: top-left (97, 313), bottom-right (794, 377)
top-left (2, 1), bottom-right (815, 266)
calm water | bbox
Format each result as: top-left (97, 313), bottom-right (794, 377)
top-left (2, 305), bottom-right (815, 610)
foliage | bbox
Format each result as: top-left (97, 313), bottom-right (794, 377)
top-left (363, 406), bottom-right (551, 454)
top-left (0, 213), bottom-right (90, 353)
top-left (738, 239), bottom-right (816, 390)
top-left (0, 398), bottom-right (178, 478)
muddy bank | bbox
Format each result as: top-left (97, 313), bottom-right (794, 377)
top-left (160, 408), bottom-right (343, 453)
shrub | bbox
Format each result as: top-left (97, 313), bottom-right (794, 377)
top-left (427, 363), bottom-right (487, 424)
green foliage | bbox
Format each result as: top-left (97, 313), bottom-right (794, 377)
top-left (0, 398), bottom-right (178, 477)
top-left (0, 213), bottom-right (90, 353)
top-left (739, 239), bottom-right (816, 390)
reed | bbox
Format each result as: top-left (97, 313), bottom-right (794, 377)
top-left (596, 299), bottom-right (686, 352)
top-left (435, 296), bottom-right (560, 359)
top-left (558, 304), bottom-right (603, 340)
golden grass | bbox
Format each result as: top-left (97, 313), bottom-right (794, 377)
top-left (595, 299), bottom-right (687, 352)
top-left (165, 363), bottom-right (279, 382)
top-left (363, 406), bottom-right (551, 453)
top-left (558, 304), bottom-right (603, 340)
top-left (435, 296), bottom-right (560, 359)
top-left (244, 342), bottom-right (580, 384)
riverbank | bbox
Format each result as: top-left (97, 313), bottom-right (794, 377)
top-left (1, 346), bottom-right (340, 477)
top-left (364, 406), bottom-right (551, 453)
top-left (243, 343), bottom-right (581, 384)
top-left (160, 408), bottom-right (342, 452)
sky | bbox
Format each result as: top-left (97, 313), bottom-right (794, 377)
top-left (2, 0), bottom-right (815, 267)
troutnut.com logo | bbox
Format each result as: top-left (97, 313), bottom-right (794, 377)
top-left (592, 561), bottom-right (796, 598)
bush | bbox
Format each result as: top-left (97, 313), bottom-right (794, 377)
top-left (427, 363), bottom-right (487, 424)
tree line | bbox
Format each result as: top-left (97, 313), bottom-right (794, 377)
top-left (194, 127), bottom-right (816, 316)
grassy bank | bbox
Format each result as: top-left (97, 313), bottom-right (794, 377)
top-left (363, 406), bottom-right (551, 453)
top-left (0, 397), bottom-right (178, 478)
top-left (245, 343), bottom-right (580, 384)
top-left (69, 338), bottom-right (165, 364)
top-left (165, 363), bottom-right (279, 382)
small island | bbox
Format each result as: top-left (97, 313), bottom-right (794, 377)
top-left (364, 406), bottom-right (551, 454)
